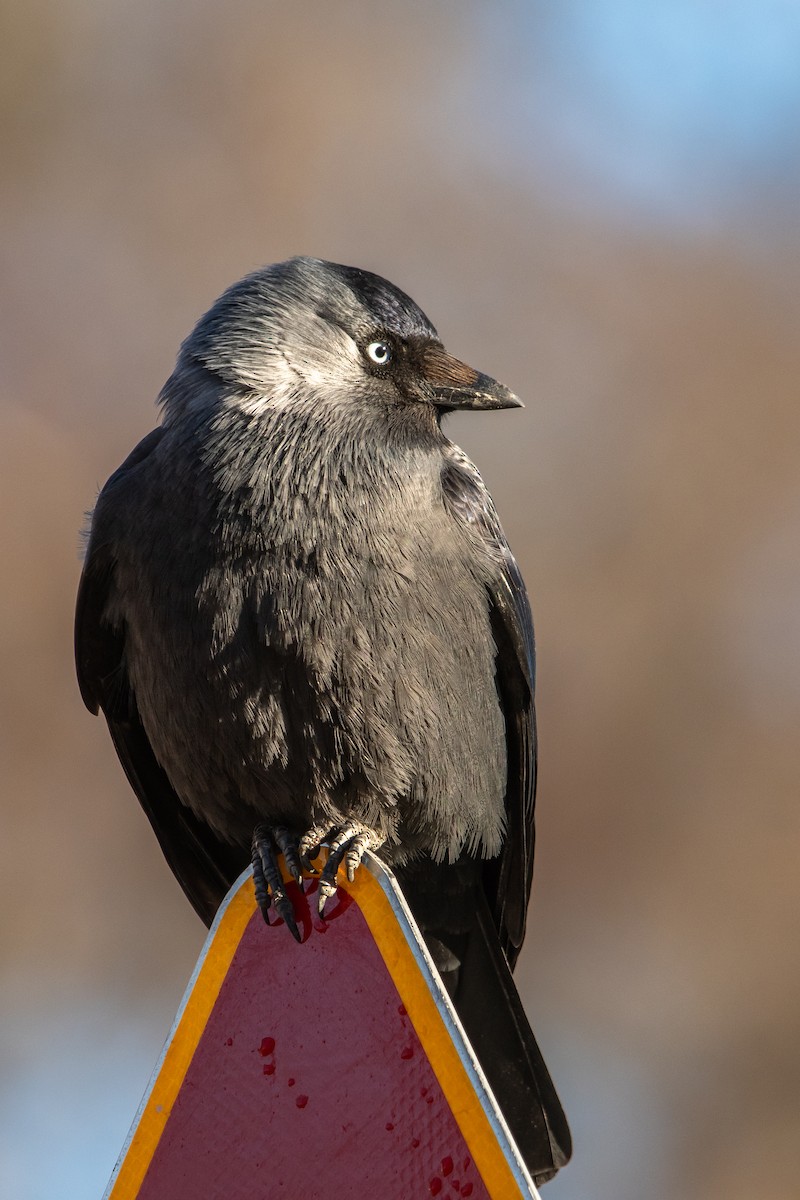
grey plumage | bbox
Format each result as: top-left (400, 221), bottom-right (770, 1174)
top-left (75, 257), bottom-right (569, 1180)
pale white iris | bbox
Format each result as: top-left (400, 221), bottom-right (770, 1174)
top-left (365, 341), bottom-right (391, 365)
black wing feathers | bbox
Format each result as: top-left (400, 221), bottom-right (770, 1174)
top-left (441, 450), bottom-right (537, 968)
top-left (75, 428), bottom-right (243, 926)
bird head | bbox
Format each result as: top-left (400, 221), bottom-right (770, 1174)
top-left (162, 257), bottom-right (521, 421)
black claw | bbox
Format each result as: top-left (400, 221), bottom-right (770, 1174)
top-left (276, 895), bottom-right (301, 942)
top-left (251, 841), bottom-right (271, 922)
top-left (252, 824), bottom-right (303, 938)
top-left (273, 826), bottom-right (304, 888)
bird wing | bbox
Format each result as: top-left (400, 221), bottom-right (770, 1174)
top-left (441, 446), bottom-right (537, 968)
top-left (75, 428), bottom-right (243, 926)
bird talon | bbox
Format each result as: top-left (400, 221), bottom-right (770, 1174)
top-left (251, 825), bottom-right (304, 937)
top-left (252, 820), bottom-right (383, 928)
top-left (273, 826), bottom-right (304, 887)
top-left (299, 851), bottom-right (320, 875)
top-left (276, 896), bottom-right (301, 942)
top-left (316, 878), bottom-right (338, 916)
top-left (298, 823), bottom-right (330, 874)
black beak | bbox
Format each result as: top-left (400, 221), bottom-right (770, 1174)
top-left (420, 344), bottom-right (523, 412)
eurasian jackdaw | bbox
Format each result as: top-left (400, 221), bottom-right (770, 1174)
top-left (75, 257), bottom-right (570, 1181)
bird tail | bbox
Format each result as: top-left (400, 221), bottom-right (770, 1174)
top-left (421, 889), bottom-right (571, 1185)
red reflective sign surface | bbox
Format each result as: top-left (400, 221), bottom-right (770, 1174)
top-left (106, 862), bottom-right (538, 1200)
top-left (139, 880), bottom-right (485, 1198)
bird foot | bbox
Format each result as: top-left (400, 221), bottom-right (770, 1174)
top-left (251, 824), bottom-right (305, 941)
top-left (298, 821), bottom-right (384, 915)
top-left (252, 821), bottom-right (385, 933)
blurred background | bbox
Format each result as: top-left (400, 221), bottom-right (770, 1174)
top-left (1, 1), bottom-right (799, 1197)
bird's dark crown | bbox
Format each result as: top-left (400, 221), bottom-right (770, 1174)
top-left (193, 257), bottom-right (437, 362)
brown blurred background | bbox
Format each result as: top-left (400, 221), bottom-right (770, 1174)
top-left (1, 3), bottom-right (799, 1197)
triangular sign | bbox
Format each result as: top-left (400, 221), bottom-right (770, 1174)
top-left (104, 853), bottom-right (541, 1199)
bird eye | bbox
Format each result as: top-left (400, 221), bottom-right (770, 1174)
top-left (365, 341), bottom-right (391, 366)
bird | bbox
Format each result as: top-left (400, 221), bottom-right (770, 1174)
top-left (75, 257), bottom-right (570, 1181)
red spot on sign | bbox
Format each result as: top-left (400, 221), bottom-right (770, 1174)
top-left (295, 1094), bottom-right (309, 1110)
top-left (400, 1045), bottom-right (414, 1060)
top-left (442, 1155), bottom-right (454, 1176)
top-left (429, 1178), bottom-right (443, 1196)
top-left (258, 1037), bottom-right (275, 1056)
